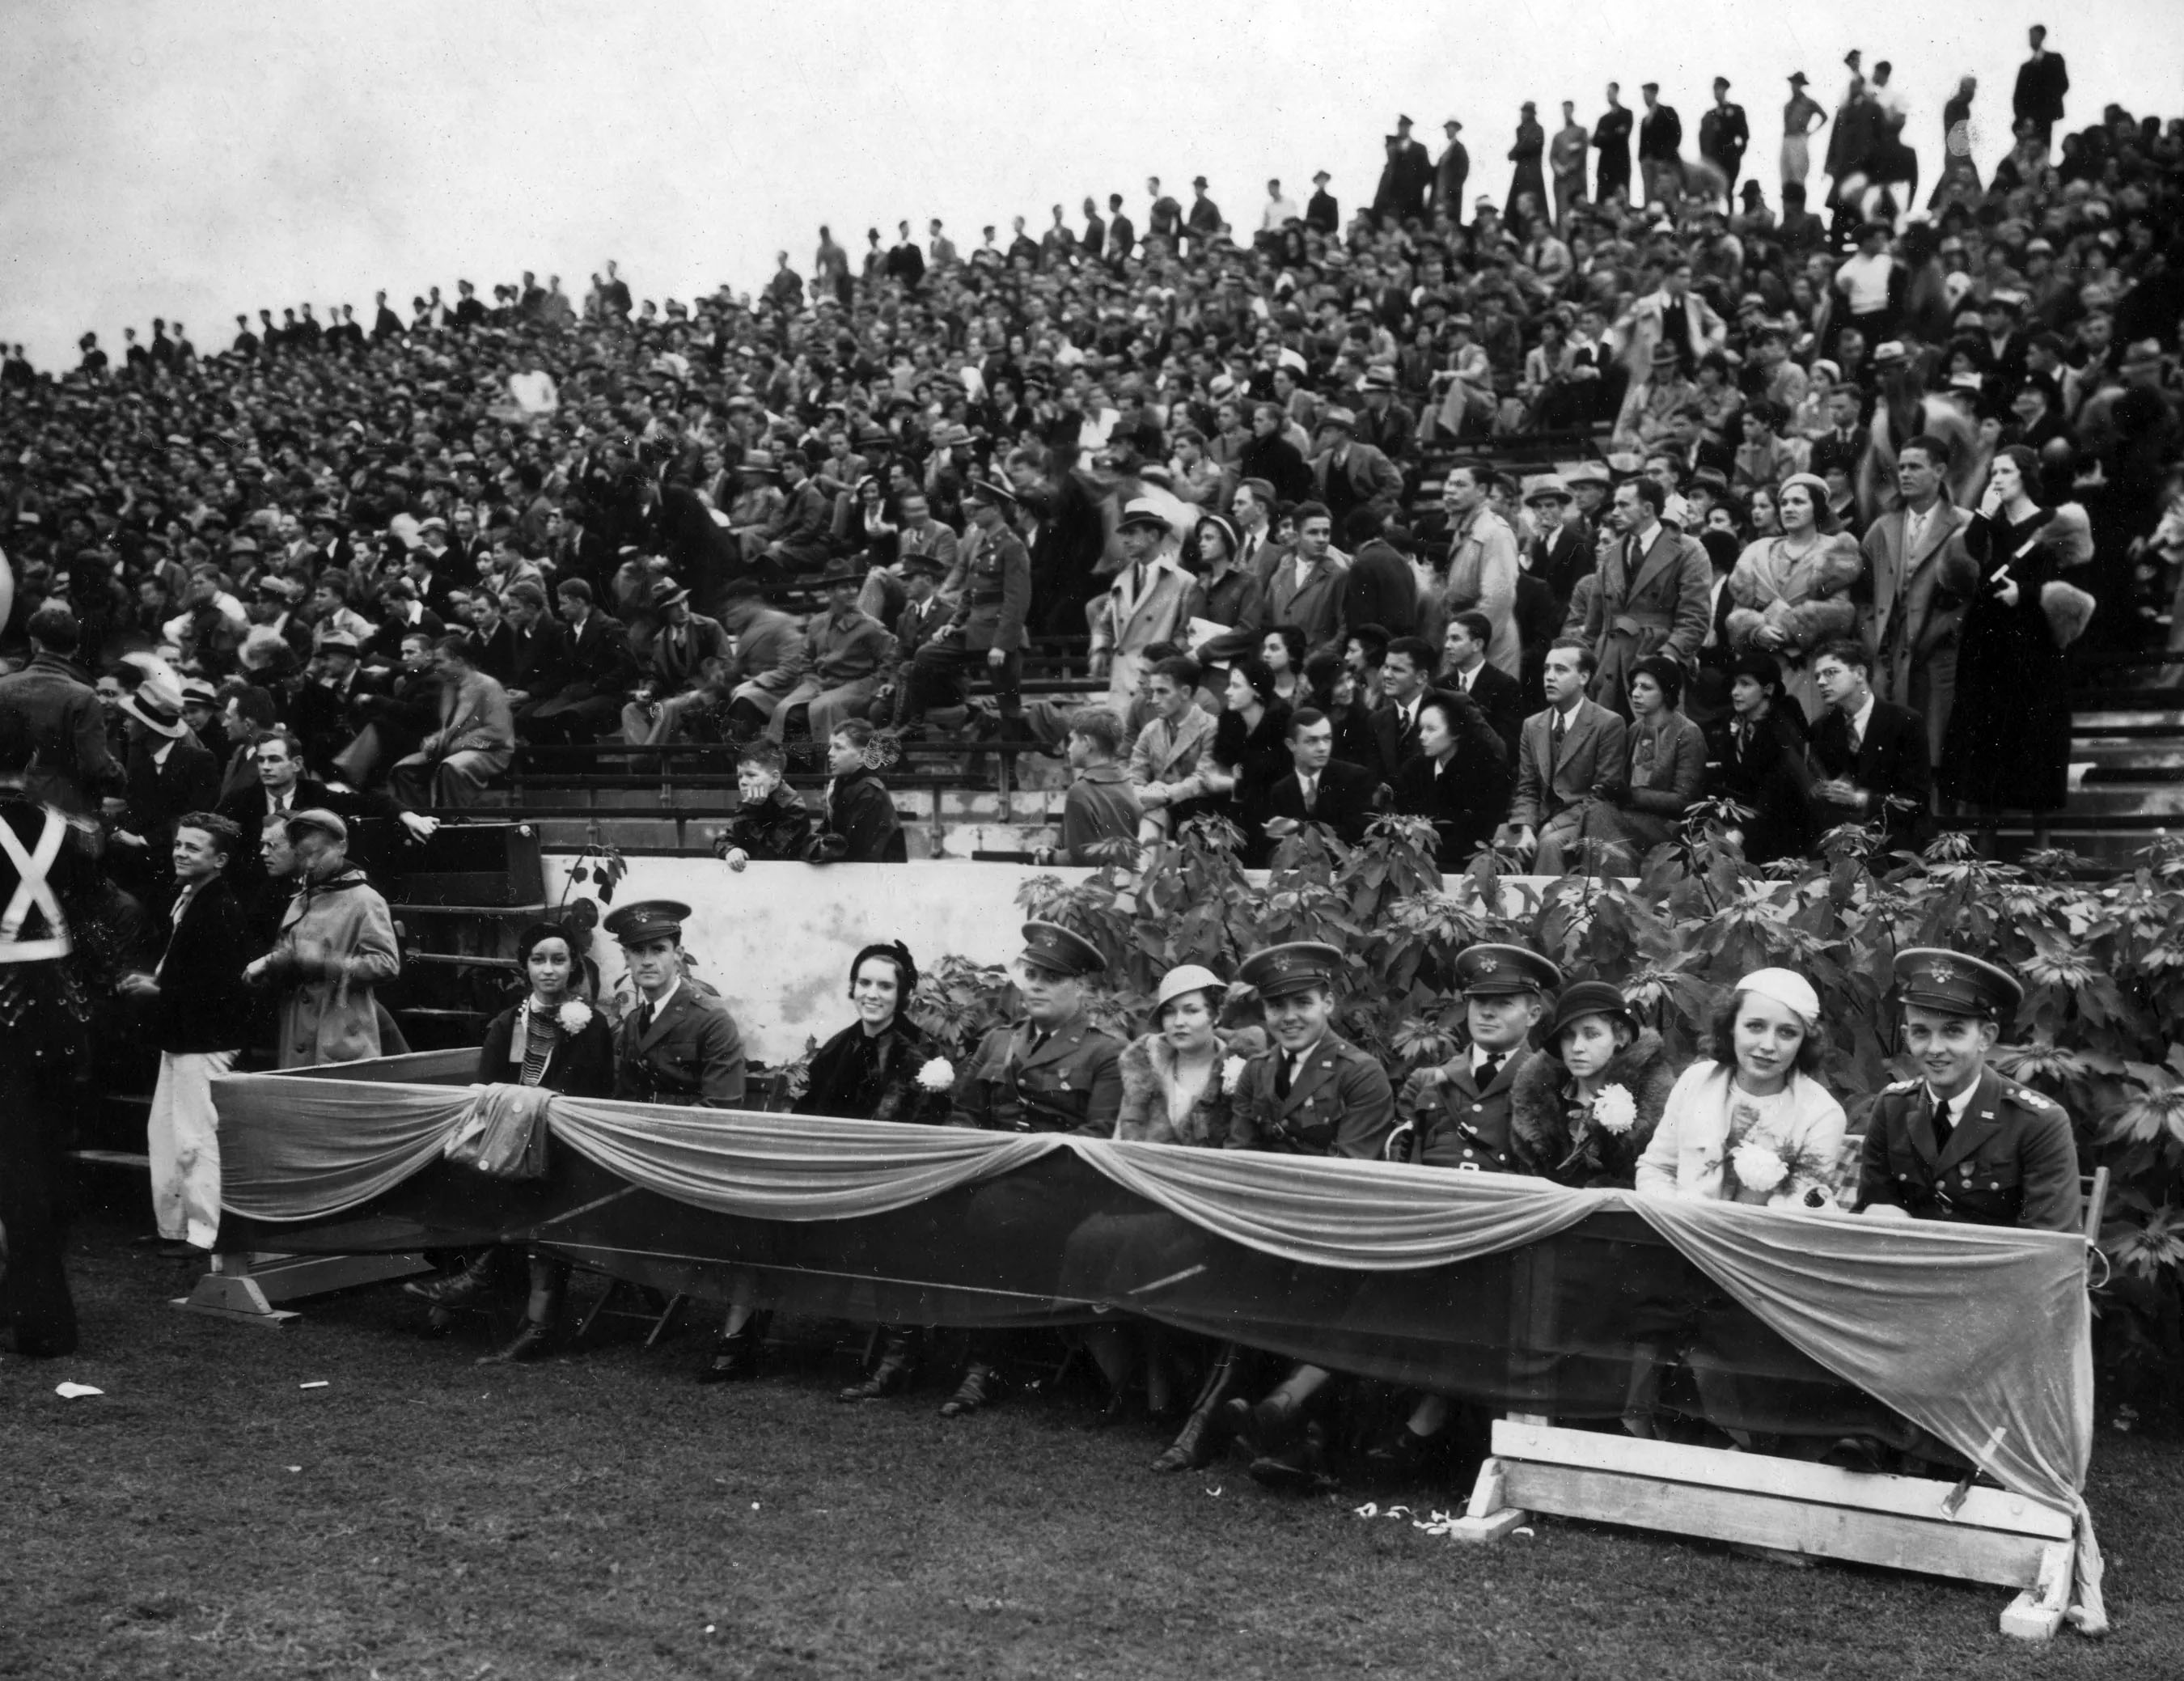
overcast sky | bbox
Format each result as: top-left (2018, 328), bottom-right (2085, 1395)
top-left (2, 1), bottom-right (2178, 368)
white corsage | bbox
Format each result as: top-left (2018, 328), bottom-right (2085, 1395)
top-left (1591, 1083), bottom-right (1637, 1134)
top-left (556, 999), bottom-right (594, 1036)
top-left (1221, 1055), bottom-right (1251, 1090)
top-left (1730, 1141), bottom-right (1788, 1194)
top-left (916, 1056), bottom-right (956, 1093)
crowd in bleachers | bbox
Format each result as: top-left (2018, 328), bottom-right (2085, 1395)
top-left (2, 28), bottom-right (2182, 886)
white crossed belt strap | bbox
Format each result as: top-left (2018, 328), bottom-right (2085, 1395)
top-left (0, 807), bottom-right (70, 963)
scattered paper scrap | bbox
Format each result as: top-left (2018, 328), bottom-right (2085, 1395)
top-left (54, 1382), bottom-right (103, 1399)
top-left (299, 1381), bottom-right (329, 1390)
top-left (287, 1466), bottom-right (302, 1473)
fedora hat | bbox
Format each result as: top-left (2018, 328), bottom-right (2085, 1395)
top-left (119, 663), bottom-right (190, 739)
top-left (815, 557), bottom-right (865, 589)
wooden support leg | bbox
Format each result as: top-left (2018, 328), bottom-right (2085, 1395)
top-left (1998, 1539), bottom-right (2074, 1641)
top-left (171, 1271), bottom-right (298, 1327)
top-left (1447, 1456), bottom-right (1530, 1544)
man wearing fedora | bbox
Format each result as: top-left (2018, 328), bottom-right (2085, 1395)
top-left (1522, 474), bottom-right (1597, 622)
top-left (1310, 409), bottom-right (1404, 532)
top-left (1089, 500), bottom-right (1191, 712)
top-left (1352, 365), bottom-right (1416, 464)
top-left (1375, 116), bottom-right (1433, 222)
top-left (1221, 940), bottom-right (1395, 1484)
top-left (1857, 948), bottom-right (2080, 1232)
top-left (243, 808), bottom-right (400, 1069)
top-left (112, 658), bottom-right (221, 904)
top-left (1305, 171), bottom-right (1338, 236)
top-left (724, 451), bottom-right (786, 562)
top-left (769, 559), bottom-right (896, 749)
top-left (942, 921), bottom-right (1125, 1416)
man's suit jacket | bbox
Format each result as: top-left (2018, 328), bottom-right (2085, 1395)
top-left (612, 984), bottom-right (747, 1107)
top-left (507, 619), bottom-right (575, 699)
top-left (1808, 698), bottom-right (1931, 849)
top-left (1449, 661), bottom-right (1526, 760)
top-left (2013, 53), bottom-right (2069, 128)
top-left (124, 735), bottom-right (222, 851)
top-left (1341, 540), bottom-right (1419, 639)
top-left (1509, 700), bottom-right (1629, 829)
top-left (150, 877), bottom-right (253, 1053)
top-left (1310, 443), bottom-right (1404, 520)
top-left (1861, 502), bottom-right (1979, 761)
top-left (1396, 1044), bottom-right (1539, 1171)
top-left (1088, 558), bottom-right (1191, 703)
top-left (1264, 553), bottom-right (1350, 659)
top-left (1250, 758), bottom-right (1384, 849)
top-left (1529, 523), bottom-right (1597, 614)
top-left (562, 612), bottom-right (637, 695)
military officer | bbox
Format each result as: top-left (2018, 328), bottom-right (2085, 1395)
top-left (602, 900), bottom-right (764, 1384)
top-left (1221, 941), bottom-right (1397, 1488)
top-left (1391, 942), bottom-right (1562, 1171)
top-left (940, 920), bottom-right (1124, 1418)
top-left (1224, 940), bottom-right (1396, 1159)
top-left (904, 478), bottom-right (1031, 739)
top-left (1856, 948), bottom-right (2082, 1234)
top-left (607, 899), bottom-right (747, 1109)
top-left (947, 920), bottom-right (1124, 1137)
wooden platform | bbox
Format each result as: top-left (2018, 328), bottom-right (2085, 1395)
top-left (1454, 1421), bottom-right (2077, 1641)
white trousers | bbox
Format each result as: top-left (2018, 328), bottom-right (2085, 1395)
top-left (149, 1049), bottom-right (235, 1248)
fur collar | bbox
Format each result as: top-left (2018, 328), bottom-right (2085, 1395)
top-left (1509, 1027), bottom-right (1676, 1188)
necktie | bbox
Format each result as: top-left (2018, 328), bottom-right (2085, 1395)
top-left (1928, 1090), bottom-right (1953, 1153)
top-left (1551, 710), bottom-right (1568, 760)
top-left (1302, 775), bottom-right (1318, 814)
top-left (1131, 563), bottom-right (1145, 603)
top-left (637, 1000), bottom-right (655, 1037)
top-left (1028, 1028), bottom-right (1051, 1058)
top-left (1477, 1052), bottom-right (1504, 1087)
top-left (1275, 1055), bottom-right (1293, 1099)
top-left (1846, 715), bottom-right (1863, 756)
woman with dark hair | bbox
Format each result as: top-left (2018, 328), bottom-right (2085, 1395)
top-left (1164, 657), bottom-right (1292, 845)
top-left (808, 720), bottom-right (908, 862)
top-left (802, 941), bottom-right (954, 1403)
top-left (1509, 980), bottom-right (1674, 1188)
top-left (1579, 654), bottom-right (1708, 869)
top-left (796, 942), bottom-right (950, 1126)
top-left (1637, 968), bottom-right (1847, 1205)
top-left (1940, 445), bottom-right (2088, 818)
top-left (1259, 625), bottom-right (1308, 708)
top-left (1724, 472), bottom-right (1862, 721)
top-left (1625, 968), bottom-right (1848, 1441)
top-left (410, 921), bottom-right (615, 1363)
top-left (1704, 650), bottom-right (1814, 864)
top-left (1392, 691), bottom-right (1509, 868)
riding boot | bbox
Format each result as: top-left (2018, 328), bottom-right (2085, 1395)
top-left (840, 1325), bottom-right (921, 1402)
top-left (697, 1309), bottom-right (772, 1385)
top-left (476, 1268), bottom-right (566, 1366)
top-left (939, 1361), bottom-right (998, 1417)
top-left (404, 1247), bottom-right (507, 1307)
top-left (1151, 1342), bottom-right (1245, 1473)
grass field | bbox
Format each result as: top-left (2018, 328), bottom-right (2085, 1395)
top-left (3, 1217), bottom-right (2178, 1681)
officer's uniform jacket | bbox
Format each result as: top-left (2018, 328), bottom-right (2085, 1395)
top-left (1224, 1030), bottom-right (1395, 1159)
top-left (1855, 1067), bottom-right (2080, 1233)
top-left (949, 1009), bottom-right (1123, 1135)
top-left (939, 528), bottom-right (1032, 655)
top-left (612, 983), bottom-right (747, 1107)
top-left (1392, 1043), bottom-right (1535, 1171)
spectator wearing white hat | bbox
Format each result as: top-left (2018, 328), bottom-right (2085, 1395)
top-left (1089, 500), bottom-right (1191, 712)
top-left (243, 807), bottom-right (400, 1069)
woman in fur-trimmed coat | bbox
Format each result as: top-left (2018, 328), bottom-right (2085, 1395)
top-left (1115, 1023), bottom-right (1269, 1145)
top-left (1509, 1023), bottom-right (1677, 1188)
top-left (1724, 473), bottom-right (1863, 724)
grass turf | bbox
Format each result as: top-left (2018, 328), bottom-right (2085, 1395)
top-left (2, 1216), bottom-right (2179, 1680)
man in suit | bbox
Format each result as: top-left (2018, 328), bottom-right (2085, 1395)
top-left (1594, 83), bottom-right (1634, 202)
top-left (0, 603), bottom-right (123, 819)
top-left (1432, 120), bottom-right (1470, 221)
top-left (1857, 947), bottom-right (2080, 1233)
top-left (116, 812), bottom-right (252, 1258)
top-left (1340, 516), bottom-right (1419, 641)
top-left (1240, 402), bottom-right (1313, 506)
top-left (518, 578), bottom-right (635, 745)
top-left (1808, 638), bottom-right (1930, 852)
top-left (1375, 635), bottom-right (1444, 769)
top-left (2011, 25), bottom-right (2069, 146)
top-left (1222, 939), bottom-right (1396, 1486)
top-left (390, 635), bottom-right (516, 809)
top-left (1500, 637), bottom-right (1630, 874)
top-left (1354, 366), bottom-right (1417, 464)
top-left (1264, 502), bottom-right (1350, 663)
top-left (945, 921), bottom-right (1126, 1415)
top-left (1861, 436), bottom-right (1979, 769)
top-left (112, 663), bottom-right (221, 903)
top-left (1698, 78), bottom-right (1749, 198)
top-left (1310, 409), bottom-right (1404, 529)
top-left (1637, 83), bottom-right (1684, 206)
top-left (1441, 611), bottom-right (1526, 760)
top-left (1252, 709), bottom-right (1382, 862)
top-left (1582, 476), bottom-right (1712, 716)
top-left (1088, 501), bottom-right (1192, 713)
top-left (1522, 476), bottom-right (1596, 620)
top-left (1375, 116), bottom-right (1433, 221)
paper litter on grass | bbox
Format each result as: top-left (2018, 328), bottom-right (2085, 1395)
top-left (53, 1382), bottom-right (103, 1399)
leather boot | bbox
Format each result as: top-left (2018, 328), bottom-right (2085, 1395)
top-left (1151, 1343), bottom-right (1244, 1473)
top-left (697, 1311), bottom-right (771, 1385)
top-left (477, 1316), bottom-right (556, 1365)
top-left (939, 1361), bottom-right (998, 1417)
top-left (404, 1248), bottom-right (506, 1307)
top-left (840, 1326), bottom-right (921, 1402)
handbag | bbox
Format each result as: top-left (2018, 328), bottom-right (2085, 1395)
top-left (444, 1083), bottom-right (553, 1180)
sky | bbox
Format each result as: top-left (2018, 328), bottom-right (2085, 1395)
top-left (2, 0), bottom-right (2179, 370)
